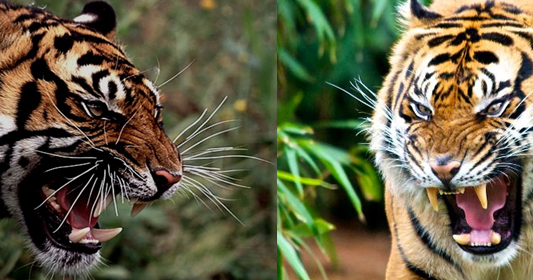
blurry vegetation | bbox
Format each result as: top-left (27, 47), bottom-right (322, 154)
top-left (278, 0), bottom-right (406, 279)
top-left (0, 0), bottom-right (275, 279)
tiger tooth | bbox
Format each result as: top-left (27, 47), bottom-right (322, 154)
top-left (458, 188), bottom-right (465, 194)
top-left (129, 198), bottom-right (139, 204)
top-left (131, 203), bottom-right (148, 217)
top-left (42, 186), bottom-right (55, 197)
top-left (491, 231), bottom-right (501, 245)
top-left (474, 184), bottom-right (488, 209)
top-left (91, 228), bottom-right (122, 242)
top-left (453, 233), bottom-right (471, 245)
top-left (93, 194), bottom-right (114, 218)
top-left (426, 188), bottom-right (439, 212)
top-left (69, 227), bottom-right (91, 243)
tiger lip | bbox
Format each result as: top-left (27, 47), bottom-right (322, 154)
top-left (41, 185), bottom-right (149, 244)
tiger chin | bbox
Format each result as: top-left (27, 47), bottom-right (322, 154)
top-left (371, 0), bottom-right (533, 279)
top-left (0, 1), bottom-right (182, 276)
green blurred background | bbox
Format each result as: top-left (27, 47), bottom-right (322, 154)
top-left (277, 0), bottom-right (421, 279)
top-left (0, 0), bottom-right (276, 279)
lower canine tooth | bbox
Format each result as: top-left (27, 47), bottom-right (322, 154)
top-left (474, 184), bottom-right (488, 209)
top-left (491, 231), bottom-right (501, 245)
top-left (453, 233), bottom-right (471, 245)
top-left (426, 188), bottom-right (439, 212)
top-left (91, 227), bottom-right (122, 242)
top-left (69, 227), bottom-right (91, 243)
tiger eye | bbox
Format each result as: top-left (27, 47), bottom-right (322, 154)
top-left (417, 104), bottom-right (430, 115)
top-left (486, 103), bottom-right (502, 115)
top-left (88, 105), bottom-right (104, 117)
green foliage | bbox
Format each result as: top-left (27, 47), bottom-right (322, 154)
top-left (278, 0), bottom-right (403, 279)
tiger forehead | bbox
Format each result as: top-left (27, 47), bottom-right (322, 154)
top-left (409, 26), bottom-right (526, 108)
top-left (5, 5), bottom-right (163, 114)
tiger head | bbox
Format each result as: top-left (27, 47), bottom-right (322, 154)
top-left (372, 0), bottom-right (533, 266)
top-left (0, 1), bottom-right (182, 274)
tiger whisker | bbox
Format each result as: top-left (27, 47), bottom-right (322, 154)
top-left (35, 163), bottom-right (100, 209)
top-left (180, 127), bottom-right (240, 155)
top-left (115, 102), bottom-right (142, 145)
top-left (45, 92), bottom-right (101, 150)
top-left (35, 150), bottom-right (97, 160)
top-left (182, 176), bottom-right (243, 225)
top-left (177, 120), bottom-right (238, 149)
top-left (177, 96), bottom-right (228, 144)
top-left (53, 173), bottom-right (96, 233)
top-left (157, 60), bottom-right (194, 88)
top-left (172, 108), bottom-right (208, 143)
top-left (44, 162), bottom-right (93, 173)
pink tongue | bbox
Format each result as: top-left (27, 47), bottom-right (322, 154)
top-left (456, 184), bottom-right (506, 243)
top-left (56, 187), bottom-right (98, 229)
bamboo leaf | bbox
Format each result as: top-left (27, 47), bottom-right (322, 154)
top-left (278, 232), bottom-right (310, 280)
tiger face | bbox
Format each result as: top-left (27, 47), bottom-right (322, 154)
top-left (0, 1), bottom-right (182, 275)
top-left (372, 0), bottom-right (533, 269)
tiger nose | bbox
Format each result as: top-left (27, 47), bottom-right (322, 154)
top-left (429, 157), bottom-right (461, 185)
top-left (154, 169), bottom-right (182, 190)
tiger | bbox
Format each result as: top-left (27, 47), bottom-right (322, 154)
top-left (370, 0), bottom-right (533, 279)
top-left (0, 0), bottom-right (183, 276)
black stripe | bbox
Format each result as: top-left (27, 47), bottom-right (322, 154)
top-left (428, 35), bottom-right (454, 47)
top-left (473, 51), bottom-right (498, 64)
top-left (16, 82), bottom-right (41, 129)
top-left (481, 22), bottom-right (524, 28)
top-left (54, 34), bottom-right (75, 54)
top-left (390, 200), bottom-right (440, 280)
top-left (429, 53), bottom-right (450, 66)
top-left (481, 32), bottom-right (513, 46)
top-left (406, 206), bottom-right (464, 274)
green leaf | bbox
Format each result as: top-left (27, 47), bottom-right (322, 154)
top-left (278, 48), bottom-right (313, 82)
top-left (300, 141), bottom-right (365, 221)
top-left (285, 146), bottom-right (304, 196)
top-left (314, 119), bottom-right (365, 129)
top-left (278, 232), bottom-right (310, 280)
top-left (277, 170), bottom-right (333, 188)
top-left (277, 179), bottom-right (317, 235)
top-left (290, 218), bottom-right (336, 238)
top-left (279, 122), bottom-right (314, 136)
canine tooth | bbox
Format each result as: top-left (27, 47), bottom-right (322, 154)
top-left (426, 188), bottom-right (439, 212)
top-left (51, 201), bottom-right (61, 212)
top-left (93, 194), bottom-right (114, 218)
top-left (453, 233), bottom-right (471, 245)
top-left (42, 186), bottom-right (55, 197)
top-left (91, 228), bottom-right (122, 242)
top-left (129, 198), bottom-right (139, 204)
top-left (458, 188), bottom-right (465, 194)
top-left (131, 203), bottom-right (148, 217)
top-left (474, 184), bottom-right (488, 209)
top-left (69, 227), bottom-right (91, 243)
top-left (491, 231), bottom-right (501, 245)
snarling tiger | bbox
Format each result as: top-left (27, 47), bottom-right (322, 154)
top-left (371, 0), bottom-right (533, 279)
top-left (0, 1), bottom-right (183, 275)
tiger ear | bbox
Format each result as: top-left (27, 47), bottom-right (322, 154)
top-left (73, 1), bottom-right (117, 40)
top-left (408, 0), bottom-right (442, 25)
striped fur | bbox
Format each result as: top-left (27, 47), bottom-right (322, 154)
top-left (0, 1), bottom-right (182, 275)
top-left (372, 0), bottom-right (533, 279)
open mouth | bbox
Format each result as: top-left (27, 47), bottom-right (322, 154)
top-left (425, 171), bottom-right (521, 254)
top-left (26, 178), bottom-right (150, 254)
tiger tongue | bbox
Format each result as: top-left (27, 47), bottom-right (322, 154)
top-left (456, 184), bottom-right (506, 232)
top-left (56, 187), bottom-right (99, 229)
